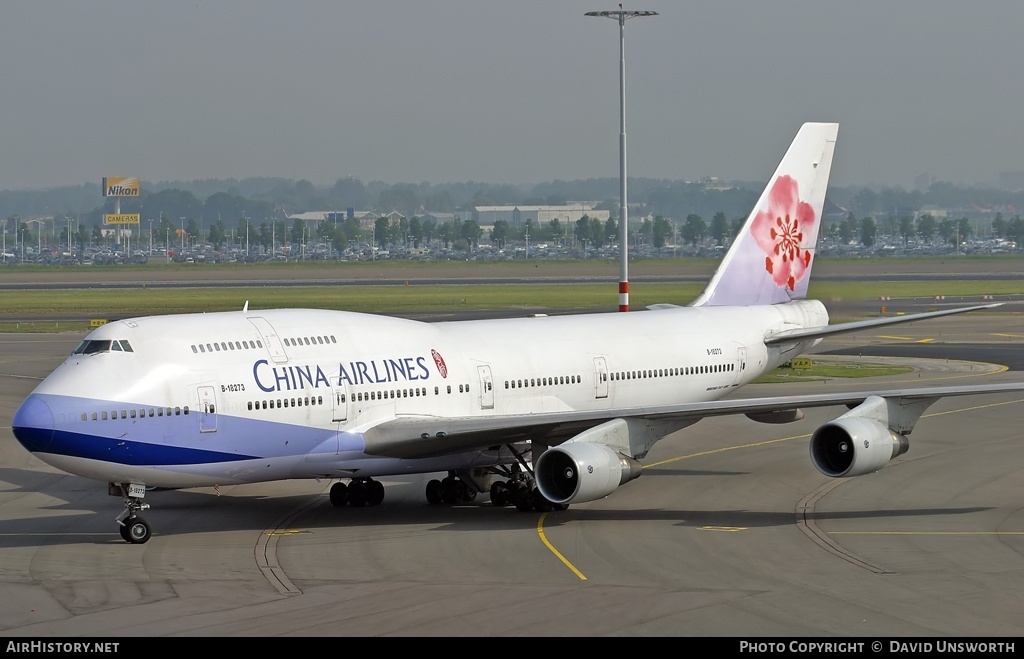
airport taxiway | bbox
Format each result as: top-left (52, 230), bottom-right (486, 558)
top-left (0, 313), bottom-right (1023, 636)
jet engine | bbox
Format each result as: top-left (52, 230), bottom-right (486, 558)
top-left (810, 416), bottom-right (909, 478)
top-left (535, 441), bottom-right (642, 505)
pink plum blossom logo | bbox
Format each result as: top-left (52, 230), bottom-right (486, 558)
top-left (749, 174), bottom-right (816, 291)
top-left (431, 349), bottom-right (448, 378)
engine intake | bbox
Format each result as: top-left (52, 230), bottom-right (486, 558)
top-left (535, 442), bottom-right (642, 505)
top-left (810, 417), bottom-right (909, 478)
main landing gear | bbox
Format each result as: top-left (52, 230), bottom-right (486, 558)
top-left (111, 482), bottom-right (152, 544)
top-left (494, 445), bottom-right (569, 513)
top-left (425, 474), bottom-right (478, 505)
top-left (328, 477), bottom-right (386, 507)
top-left (489, 476), bottom-right (568, 513)
top-left (425, 452), bottom-right (569, 513)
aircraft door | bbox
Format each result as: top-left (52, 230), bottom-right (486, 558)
top-left (247, 316), bottom-right (289, 364)
top-left (593, 357), bottom-right (609, 399)
top-left (734, 347), bottom-right (747, 385)
top-left (332, 380), bottom-right (348, 422)
top-left (477, 365), bottom-right (494, 409)
top-left (198, 385), bottom-right (218, 433)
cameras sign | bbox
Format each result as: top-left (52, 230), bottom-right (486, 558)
top-left (102, 176), bottom-right (140, 197)
top-left (104, 214), bottom-right (140, 225)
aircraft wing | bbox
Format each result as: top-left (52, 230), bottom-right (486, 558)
top-left (363, 380), bottom-right (1024, 460)
top-left (764, 303), bottom-right (1001, 345)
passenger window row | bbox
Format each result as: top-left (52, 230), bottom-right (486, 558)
top-left (190, 335), bottom-right (338, 354)
top-left (192, 339), bottom-right (264, 354)
top-left (610, 363), bottom-right (734, 381)
top-left (80, 406), bottom-right (189, 421)
top-left (283, 335), bottom-right (337, 347)
top-left (504, 375), bottom-right (581, 389)
top-left (339, 384), bottom-right (471, 404)
top-left (248, 396), bottom-right (324, 410)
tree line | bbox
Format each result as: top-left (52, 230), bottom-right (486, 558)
top-left (4, 174), bottom-right (1024, 238)
top-left (4, 173), bottom-right (1024, 255)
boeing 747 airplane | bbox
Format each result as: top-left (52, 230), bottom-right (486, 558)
top-left (13, 122), bottom-right (1023, 543)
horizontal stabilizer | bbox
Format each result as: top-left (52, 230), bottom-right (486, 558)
top-left (764, 303), bottom-right (1002, 346)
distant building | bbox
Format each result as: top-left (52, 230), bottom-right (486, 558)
top-left (472, 204), bottom-right (610, 228)
top-left (287, 211), bottom-right (334, 222)
top-left (287, 210), bottom-right (404, 231)
top-left (420, 212), bottom-right (460, 225)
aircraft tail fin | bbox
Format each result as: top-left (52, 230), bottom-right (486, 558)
top-left (691, 122), bottom-right (838, 307)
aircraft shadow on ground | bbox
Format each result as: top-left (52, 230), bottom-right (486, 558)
top-left (536, 506), bottom-right (994, 530)
top-left (0, 465), bottom-right (997, 546)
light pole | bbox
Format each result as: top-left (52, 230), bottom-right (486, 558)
top-left (26, 219), bottom-right (45, 258)
top-left (149, 220), bottom-right (154, 255)
top-left (585, 6), bottom-right (657, 311)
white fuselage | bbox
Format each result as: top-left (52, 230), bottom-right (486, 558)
top-left (13, 300), bottom-right (827, 488)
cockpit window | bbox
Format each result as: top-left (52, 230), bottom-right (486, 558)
top-left (74, 340), bottom-right (112, 354)
top-left (72, 339), bottom-right (134, 355)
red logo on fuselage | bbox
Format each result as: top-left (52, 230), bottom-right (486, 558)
top-left (431, 349), bottom-right (448, 378)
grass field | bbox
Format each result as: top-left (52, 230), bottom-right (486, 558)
top-left (1, 255), bottom-right (1021, 332)
top-left (0, 279), bottom-right (1018, 316)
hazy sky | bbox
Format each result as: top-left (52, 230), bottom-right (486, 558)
top-left (4, 1), bottom-right (1023, 192)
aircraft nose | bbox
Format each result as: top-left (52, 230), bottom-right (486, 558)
top-left (12, 395), bottom-right (55, 452)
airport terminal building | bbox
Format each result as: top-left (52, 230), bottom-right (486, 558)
top-left (289, 204), bottom-right (611, 232)
top-left (472, 204), bottom-right (610, 228)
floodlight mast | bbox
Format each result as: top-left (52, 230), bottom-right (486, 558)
top-left (585, 6), bottom-right (658, 312)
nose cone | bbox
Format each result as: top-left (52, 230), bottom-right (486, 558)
top-left (12, 395), bottom-right (55, 453)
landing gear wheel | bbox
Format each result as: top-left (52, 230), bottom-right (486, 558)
top-left (119, 522), bottom-right (131, 542)
top-left (425, 479), bottom-right (442, 504)
top-left (512, 483), bottom-right (532, 512)
top-left (490, 481), bottom-right (509, 507)
top-left (368, 479), bottom-right (385, 506)
top-left (439, 477), bottom-right (463, 504)
top-left (329, 482), bottom-right (348, 507)
top-left (124, 516), bottom-right (151, 544)
top-left (348, 480), bottom-right (368, 507)
top-left (526, 488), bottom-right (568, 512)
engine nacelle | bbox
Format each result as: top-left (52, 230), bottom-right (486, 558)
top-left (535, 442), bottom-right (642, 505)
top-left (810, 416), bottom-right (910, 478)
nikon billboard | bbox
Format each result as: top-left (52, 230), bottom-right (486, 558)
top-left (102, 176), bottom-right (140, 197)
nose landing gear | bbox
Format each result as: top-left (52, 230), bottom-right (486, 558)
top-left (111, 482), bottom-right (152, 544)
top-left (118, 515), bottom-right (151, 544)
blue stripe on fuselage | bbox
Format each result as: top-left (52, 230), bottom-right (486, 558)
top-left (13, 393), bottom-right (337, 468)
top-left (18, 426), bottom-right (256, 466)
